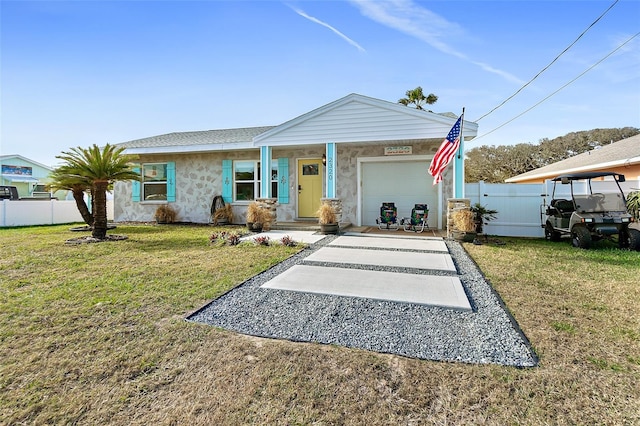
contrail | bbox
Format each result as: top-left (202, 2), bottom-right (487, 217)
top-left (348, 0), bottom-right (522, 84)
top-left (289, 5), bottom-right (366, 52)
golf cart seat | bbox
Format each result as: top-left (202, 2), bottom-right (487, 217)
top-left (551, 199), bottom-right (575, 218)
top-left (402, 204), bottom-right (429, 233)
top-left (376, 202), bottom-right (399, 230)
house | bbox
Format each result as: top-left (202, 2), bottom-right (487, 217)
top-left (114, 93), bottom-right (478, 228)
top-left (506, 134), bottom-right (640, 184)
top-left (0, 155), bottom-right (56, 198)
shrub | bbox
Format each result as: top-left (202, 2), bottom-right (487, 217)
top-left (280, 235), bottom-right (297, 247)
top-left (213, 203), bottom-right (233, 225)
top-left (452, 209), bottom-right (475, 232)
top-left (253, 235), bottom-right (270, 246)
top-left (209, 230), bottom-right (242, 246)
top-left (155, 204), bottom-right (177, 223)
top-left (316, 203), bottom-right (336, 224)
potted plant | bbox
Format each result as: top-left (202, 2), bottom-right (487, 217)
top-left (245, 202), bottom-right (272, 232)
top-left (212, 203), bottom-right (233, 225)
top-left (451, 208), bottom-right (476, 242)
top-left (155, 204), bottom-right (177, 224)
top-left (470, 203), bottom-right (498, 235)
top-left (316, 203), bottom-right (339, 234)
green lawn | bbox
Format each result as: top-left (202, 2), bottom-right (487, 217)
top-left (1, 225), bottom-right (638, 424)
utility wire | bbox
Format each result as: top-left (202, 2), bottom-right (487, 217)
top-left (472, 31), bottom-right (640, 142)
top-left (474, 0), bottom-right (619, 122)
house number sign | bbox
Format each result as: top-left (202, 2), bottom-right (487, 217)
top-left (384, 146), bottom-right (412, 155)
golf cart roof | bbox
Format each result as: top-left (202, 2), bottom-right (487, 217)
top-left (551, 171), bottom-right (625, 182)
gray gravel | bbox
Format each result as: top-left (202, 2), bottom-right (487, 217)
top-left (187, 235), bottom-right (538, 367)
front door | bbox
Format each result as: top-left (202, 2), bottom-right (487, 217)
top-left (298, 159), bottom-right (323, 217)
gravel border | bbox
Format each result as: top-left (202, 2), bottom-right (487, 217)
top-left (187, 235), bottom-right (538, 367)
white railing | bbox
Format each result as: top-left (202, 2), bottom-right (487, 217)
top-left (0, 200), bottom-right (114, 227)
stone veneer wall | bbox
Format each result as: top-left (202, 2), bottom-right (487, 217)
top-left (115, 140), bottom-right (452, 226)
top-left (115, 151), bottom-right (256, 224)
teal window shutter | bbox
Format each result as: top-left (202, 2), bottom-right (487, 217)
top-left (222, 159), bottom-right (233, 203)
top-left (166, 162), bottom-right (176, 202)
top-left (277, 158), bottom-right (289, 204)
top-left (132, 166), bottom-right (141, 202)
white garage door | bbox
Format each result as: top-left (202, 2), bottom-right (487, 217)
top-left (361, 160), bottom-right (438, 227)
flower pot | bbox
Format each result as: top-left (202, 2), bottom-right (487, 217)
top-left (247, 222), bottom-right (263, 232)
top-left (320, 223), bottom-right (339, 235)
top-left (452, 230), bottom-right (476, 242)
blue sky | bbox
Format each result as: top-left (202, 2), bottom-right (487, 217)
top-left (2, 0), bottom-right (639, 167)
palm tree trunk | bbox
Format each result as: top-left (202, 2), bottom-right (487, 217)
top-left (91, 180), bottom-right (108, 239)
top-left (72, 188), bottom-right (93, 227)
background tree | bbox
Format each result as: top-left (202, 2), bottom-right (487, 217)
top-left (56, 144), bottom-right (139, 239)
top-left (398, 86), bottom-right (438, 111)
top-left (465, 127), bottom-right (639, 183)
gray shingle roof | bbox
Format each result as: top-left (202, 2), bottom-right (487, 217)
top-left (116, 126), bottom-right (275, 149)
top-left (506, 134), bottom-right (640, 182)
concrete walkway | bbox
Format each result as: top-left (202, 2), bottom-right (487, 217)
top-left (253, 231), bottom-right (471, 311)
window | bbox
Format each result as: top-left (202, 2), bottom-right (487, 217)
top-left (132, 162), bottom-right (175, 202)
top-left (232, 160), bottom-right (278, 201)
top-left (234, 161), bottom-right (257, 201)
top-left (142, 163), bottom-right (168, 200)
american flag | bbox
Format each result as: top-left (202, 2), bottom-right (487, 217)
top-left (429, 116), bottom-right (462, 185)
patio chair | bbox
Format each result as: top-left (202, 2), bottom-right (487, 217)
top-left (402, 204), bottom-right (429, 233)
top-left (375, 202), bottom-right (399, 230)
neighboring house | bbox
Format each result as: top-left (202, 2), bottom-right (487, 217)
top-left (506, 134), bottom-right (640, 184)
top-left (0, 155), bottom-right (56, 198)
top-left (114, 93), bottom-right (478, 228)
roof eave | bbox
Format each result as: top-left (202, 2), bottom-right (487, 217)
top-left (505, 156), bottom-right (640, 182)
top-left (123, 142), bottom-right (256, 155)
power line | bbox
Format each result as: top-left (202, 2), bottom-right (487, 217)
top-left (472, 31), bottom-right (640, 142)
top-left (474, 0), bottom-right (619, 123)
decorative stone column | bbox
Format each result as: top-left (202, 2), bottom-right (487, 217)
top-left (447, 198), bottom-right (470, 238)
top-left (321, 198), bottom-right (342, 224)
top-left (255, 198), bottom-right (277, 230)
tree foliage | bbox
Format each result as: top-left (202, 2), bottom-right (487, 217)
top-left (398, 86), bottom-right (438, 111)
top-left (54, 144), bottom-right (139, 239)
top-left (465, 127), bottom-right (640, 183)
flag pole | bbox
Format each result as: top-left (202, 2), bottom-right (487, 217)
top-left (454, 107), bottom-right (465, 198)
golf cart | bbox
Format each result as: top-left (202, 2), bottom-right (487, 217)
top-left (541, 171), bottom-right (640, 250)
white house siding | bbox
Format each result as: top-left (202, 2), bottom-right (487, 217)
top-left (255, 95), bottom-right (477, 147)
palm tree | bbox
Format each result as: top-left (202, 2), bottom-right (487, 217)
top-left (56, 144), bottom-right (139, 239)
top-left (398, 86), bottom-right (438, 111)
top-left (48, 165), bottom-right (94, 227)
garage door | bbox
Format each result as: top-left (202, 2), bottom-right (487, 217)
top-left (361, 161), bottom-right (438, 227)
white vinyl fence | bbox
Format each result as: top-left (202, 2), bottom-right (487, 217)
top-left (0, 200), bottom-right (114, 227)
top-left (465, 179), bottom-right (640, 238)
top-left (3, 181), bottom-right (637, 236)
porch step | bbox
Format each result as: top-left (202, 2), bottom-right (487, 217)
top-left (271, 222), bottom-right (352, 231)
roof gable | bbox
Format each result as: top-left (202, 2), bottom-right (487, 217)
top-left (0, 154), bottom-right (53, 171)
top-left (254, 93), bottom-right (477, 146)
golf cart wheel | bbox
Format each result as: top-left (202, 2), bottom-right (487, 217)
top-left (545, 222), bottom-right (561, 242)
top-left (571, 226), bottom-right (591, 249)
top-left (629, 228), bottom-right (640, 251)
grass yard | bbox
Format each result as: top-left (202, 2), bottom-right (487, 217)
top-left (1, 225), bottom-right (639, 425)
